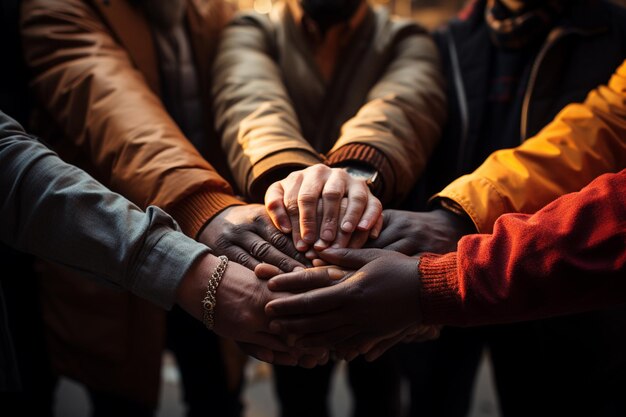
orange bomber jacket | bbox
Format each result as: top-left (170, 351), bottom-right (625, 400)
top-left (21, 0), bottom-right (244, 238)
top-left (435, 60), bottom-right (626, 233)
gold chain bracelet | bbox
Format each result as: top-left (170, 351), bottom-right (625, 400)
top-left (201, 255), bottom-right (229, 330)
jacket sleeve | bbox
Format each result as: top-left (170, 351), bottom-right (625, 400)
top-left (0, 112), bottom-right (209, 309)
top-left (328, 28), bottom-right (446, 204)
top-left (434, 60), bottom-right (626, 233)
top-left (212, 14), bottom-right (323, 200)
top-left (20, 0), bottom-right (243, 238)
top-left (418, 169), bottom-right (626, 327)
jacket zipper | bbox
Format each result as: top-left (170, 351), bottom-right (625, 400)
top-left (520, 26), bottom-right (600, 142)
top-left (446, 30), bottom-right (470, 174)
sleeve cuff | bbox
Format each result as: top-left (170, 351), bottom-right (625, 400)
top-left (430, 175), bottom-right (508, 234)
top-left (168, 190), bottom-right (245, 238)
top-left (327, 143), bottom-right (395, 203)
top-left (248, 149), bottom-right (324, 199)
top-left (131, 228), bottom-right (210, 309)
top-left (418, 252), bottom-right (465, 326)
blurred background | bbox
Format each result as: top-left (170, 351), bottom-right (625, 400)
top-left (229, 0), bottom-right (465, 29)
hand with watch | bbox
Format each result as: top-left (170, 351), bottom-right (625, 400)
top-left (264, 163), bottom-right (384, 256)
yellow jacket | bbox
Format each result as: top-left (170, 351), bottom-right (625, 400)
top-left (436, 60), bottom-right (626, 233)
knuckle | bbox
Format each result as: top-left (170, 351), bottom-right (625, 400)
top-left (322, 189), bottom-right (343, 201)
top-left (266, 198), bottom-right (284, 212)
top-left (269, 231), bottom-right (289, 251)
top-left (278, 258), bottom-right (294, 272)
top-left (298, 193), bottom-right (318, 206)
top-left (249, 240), bottom-right (272, 258)
top-left (234, 251), bottom-right (252, 266)
top-left (351, 192), bottom-right (368, 205)
top-left (285, 200), bottom-right (300, 216)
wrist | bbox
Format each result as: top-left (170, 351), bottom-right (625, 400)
top-left (339, 164), bottom-right (382, 195)
top-left (176, 254), bottom-right (220, 321)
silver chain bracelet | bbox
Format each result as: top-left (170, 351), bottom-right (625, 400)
top-left (201, 255), bottom-right (229, 330)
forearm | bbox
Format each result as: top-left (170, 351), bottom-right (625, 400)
top-left (0, 114), bottom-right (209, 308)
top-left (212, 18), bottom-right (322, 199)
top-left (331, 33), bottom-right (446, 203)
top-left (419, 170), bottom-right (626, 326)
top-left (21, 0), bottom-right (241, 236)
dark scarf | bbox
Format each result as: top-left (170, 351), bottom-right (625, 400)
top-left (485, 0), bottom-right (566, 49)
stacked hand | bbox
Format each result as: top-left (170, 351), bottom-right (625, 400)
top-left (176, 253), bottom-right (329, 367)
top-left (264, 164), bottom-right (383, 255)
top-left (261, 248), bottom-right (441, 362)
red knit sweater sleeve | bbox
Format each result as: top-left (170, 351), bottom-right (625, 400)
top-left (418, 169), bottom-right (626, 327)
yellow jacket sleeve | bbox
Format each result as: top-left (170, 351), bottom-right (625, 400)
top-left (435, 60), bottom-right (626, 233)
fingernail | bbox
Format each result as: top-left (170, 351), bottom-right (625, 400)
top-left (314, 239), bottom-right (328, 251)
top-left (331, 243), bottom-right (341, 249)
top-left (293, 266), bottom-right (305, 272)
top-left (358, 219), bottom-right (369, 230)
top-left (269, 321), bottom-right (281, 333)
top-left (327, 268), bottom-right (346, 280)
top-left (342, 221), bottom-right (354, 232)
top-left (280, 225), bottom-right (291, 234)
top-left (296, 241), bottom-right (308, 251)
top-left (321, 229), bottom-right (334, 241)
top-left (303, 232), bottom-right (315, 243)
top-left (370, 228), bottom-right (380, 239)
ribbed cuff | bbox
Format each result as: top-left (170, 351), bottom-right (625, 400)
top-left (131, 228), bottom-right (210, 309)
top-left (418, 252), bottom-right (465, 326)
top-left (168, 190), bottom-right (245, 238)
top-left (327, 143), bottom-right (394, 203)
top-left (248, 149), bottom-right (324, 199)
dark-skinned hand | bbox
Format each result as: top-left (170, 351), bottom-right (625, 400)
top-left (176, 255), bottom-right (327, 367)
top-left (264, 248), bottom-right (423, 349)
top-left (365, 208), bottom-right (475, 255)
top-left (199, 204), bottom-right (310, 272)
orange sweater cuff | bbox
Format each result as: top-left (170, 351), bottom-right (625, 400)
top-left (418, 252), bottom-right (464, 325)
top-left (168, 190), bottom-right (245, 238)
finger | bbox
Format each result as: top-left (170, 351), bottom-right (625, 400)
top-left (363, 335), bottom-right (405, 362)
top-left (223, 244), bottom-right (260, 271)
top-left (340, 181), bottom-right (369, 233)
top-left (283, 175), bottom-right (307, 252)
top-left (269, 311), bottom-right (346, 336)
top-left (317, 247), bottom-right (392, 270)
top-left (312, 258), bottom-right (328, 267)
top-left (295, 325), bottom-right (358, 348)
top-left (356, 193), bottom-right (382, 231)
top-left (297, 167), bottom-right (328, 245)
top-left (255, 263), bottom-right (284, 280)
top-left (369, 213), bottom-right (384, 240)
top-left (329, 198), bottom-right (351, 248)
top-left (256, 220), bottom-right (311, 270)
top-left (265, 182), bottom-right (291, 233)
top-left (319, 170), bottom-right (346, 243)
top-left (238, 342), bottom-right (299, 366)
top-left (265, 284), bottom-right (346, 317)
top-left (240, 232), bottom-right (305, 273)
top-left (267, 267), bottom-right (346, 293)
top-left (237, 342), bottom-right (276, 364)
top-left (346, 229), bottom-right (370, 249)
top-left (246, 331), bottom-right (293, 353)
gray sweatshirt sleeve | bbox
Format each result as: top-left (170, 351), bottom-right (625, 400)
top-left (0, 111), bottom-right (210, 309)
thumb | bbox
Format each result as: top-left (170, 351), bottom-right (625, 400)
top-left (255, 263), bottom-right (283, 280)
top-left (317, 248), bottom-right (391, 270)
